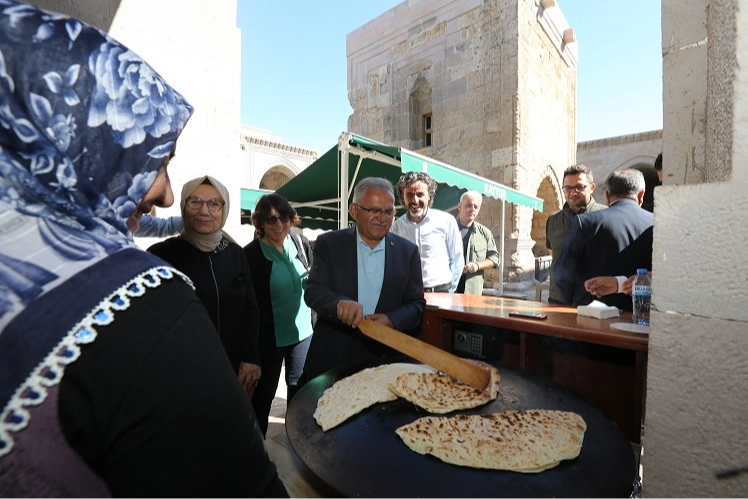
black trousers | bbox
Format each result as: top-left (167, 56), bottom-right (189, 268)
top-left (251, 335), bottom-right (312, 437)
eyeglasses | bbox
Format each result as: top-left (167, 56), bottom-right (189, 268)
top-left (265, 215), bottom-right (290, 225)
top-left (355, 204), bottom-right (396, 218)
top-left (561, 184), bottom-right (590, 194)
top-left (185, 196), bottom-right (224, 213)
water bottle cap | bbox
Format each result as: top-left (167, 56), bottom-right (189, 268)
top-left (636, 268), bottom-right (648, 274)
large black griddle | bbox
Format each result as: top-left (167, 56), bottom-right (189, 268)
top-left (286, 360), bottom-right (636, 498)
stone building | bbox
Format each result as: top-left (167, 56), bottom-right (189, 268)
top-left (347, 0), bottom-right (579, 283)
top-left (576, 130), bottom-right (663, 214)
top-left (239, 126), bottom-right (318, 227)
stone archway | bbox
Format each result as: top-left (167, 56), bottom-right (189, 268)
top-left (629, 163), bottom-right (659, 213)
top-left (530, 170), bottom-right (562, 258)
top-left (259, 165), bottom-right (295, 190)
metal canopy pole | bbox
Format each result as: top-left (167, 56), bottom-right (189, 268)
top-left (338, 133), bottom-right (350, 229)
top-left (499, 199), bottom-right (505, 295)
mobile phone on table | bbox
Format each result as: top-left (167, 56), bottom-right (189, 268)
top-left (509, 311), bottom-right (548, 320)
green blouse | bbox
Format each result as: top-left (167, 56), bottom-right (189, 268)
top-left (258, 237), bottom-right (313, 346)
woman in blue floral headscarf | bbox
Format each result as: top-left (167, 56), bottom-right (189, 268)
top-left (0, 2), bottom-right (286, 497)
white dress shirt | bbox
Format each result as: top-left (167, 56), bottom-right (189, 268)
top-left (391, 208), bottom-right (464, 292)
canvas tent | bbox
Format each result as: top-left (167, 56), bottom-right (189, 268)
top-left (241, 132), bottom-right (543, 293)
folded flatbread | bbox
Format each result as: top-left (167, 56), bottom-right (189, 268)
top-left (314, 363), bottom-right (435, 431)
top-left (395, 409), bottom-right (587, 473)
top-left (389, 360), bottom-right (500, 413)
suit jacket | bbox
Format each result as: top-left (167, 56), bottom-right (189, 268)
top-left (552, 199), bottom-right (654, 311)
top-left (302, 227), bottom-right (425, 381)
top-left (545, 198), bottom-right (607, 303)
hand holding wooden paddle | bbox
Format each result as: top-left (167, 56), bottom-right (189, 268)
top-left (357, 319), bottom-right (491, 390)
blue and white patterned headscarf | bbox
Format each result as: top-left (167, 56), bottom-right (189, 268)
top-left (0, 0), bottom-right (193, 456)
top-left (0, 1), bottom-right (193, 329)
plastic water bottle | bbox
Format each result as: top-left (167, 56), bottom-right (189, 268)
top-left (631, 269), bottom-right (651, 325)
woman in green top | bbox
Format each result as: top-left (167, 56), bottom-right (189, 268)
top-left (243, 194), bottom-right (314, 436)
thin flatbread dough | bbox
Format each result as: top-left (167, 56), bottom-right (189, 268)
top-left (314, 363), bottom-right (435, 431)
top-left (395, 410), bottom-right (587, 473)
top-left (389, 360), bottom-right (500, 413)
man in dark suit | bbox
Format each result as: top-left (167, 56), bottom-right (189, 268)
top-left (301, 177), bottom-right (425, 382)
top-left (553, 169), bottom-right (654, 311)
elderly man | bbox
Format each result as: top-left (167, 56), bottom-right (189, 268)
top-left (301, 177), bottom-right (425, 381)
top-left (390, 171), bottom-right (464, 293)
top-left (552, 169), bottom-right (654, 311)
top-left (545, 164), bottom-right (607, 304)
top-left (455, 190), bottom-right (500, 295)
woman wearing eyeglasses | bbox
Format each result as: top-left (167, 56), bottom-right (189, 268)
top-left (148, 176), bottom-right (262, 396)
top-left (243, 194), bottom-right (314, 436)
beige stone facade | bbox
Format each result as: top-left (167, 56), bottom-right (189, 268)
top-left (240, 126), bottom-right (318, 192)
top-left (347, 0), bottom-right (578, 283)
top-left (577, 130), bottom-right (663, 212)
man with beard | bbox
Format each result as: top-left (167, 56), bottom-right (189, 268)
top-left (552, 169), bottom-right (653, 311)
top-left (301, 177), bottom-right (425, 382)
top-left (545, 165), bottom-right (606, 304)
top-left (390, 172), bottom-right (464, 293)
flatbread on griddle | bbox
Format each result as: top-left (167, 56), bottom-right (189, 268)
top-left (395, 409), bottom-right (587, 473)
top-left (313, 363), bottom-right (435, 431)
top-left (389, 360), bottom-right (500, 413)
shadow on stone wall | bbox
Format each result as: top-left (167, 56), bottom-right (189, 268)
top-left (29, 0), bottom-right (121, 32)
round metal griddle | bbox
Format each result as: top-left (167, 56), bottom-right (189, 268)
top-left (286, 360), bottom-right (636, 498)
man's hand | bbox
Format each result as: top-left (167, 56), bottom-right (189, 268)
top-left (364, 313), bottom-right (394, 328)
top-left (337, 300), bottom-right (364, 327)
top-left (463, 261), bottom-right (480, 274)
top-left (621, 275), bottom-right (635, 295)
top-left (584, 276), bottom-right (618, 298)
top-left (238, 362), bottom-right (261, 398)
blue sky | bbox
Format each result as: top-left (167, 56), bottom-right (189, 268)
top-left (238, 0), bottom-right (662, 155)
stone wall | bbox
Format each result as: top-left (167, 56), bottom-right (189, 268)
top-left (240, 126), bottom-right (318, 191)
top-left (643, 0), bottom-right (748, 496)
top-left (347, 0), bottom-right (577, 283)
top-left (577, 130), bottom-right (663, 203)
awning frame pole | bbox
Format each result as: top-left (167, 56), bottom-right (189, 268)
top-left (339, 133), bottom-right (350, 229)
top-left (499, 199), bottom-right (505, 295)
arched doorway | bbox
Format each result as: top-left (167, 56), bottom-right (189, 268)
top-left (531, 173), bottom-right (561, 258)
top-left (629, 163), bottom-right (659, 212)
top-left (259, 164), bottom-right (295, 190)
top-left (241, 165), bottom-right (297, 226)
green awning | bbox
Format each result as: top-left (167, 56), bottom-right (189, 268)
top-left (241, 132), bottom-right (543, 231)
top-left (400, 151), bottom-right (544, 211)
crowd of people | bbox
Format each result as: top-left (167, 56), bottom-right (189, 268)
top-left (0, 2), bottom-right (656, 497)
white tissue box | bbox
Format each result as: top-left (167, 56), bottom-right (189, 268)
top-left (577, 300), bottom-right (620, 319)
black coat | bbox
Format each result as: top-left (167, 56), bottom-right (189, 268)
top-left (553, 199), bottom-right (654, 311)
top-left (148, 237), bottom-right (260, 370)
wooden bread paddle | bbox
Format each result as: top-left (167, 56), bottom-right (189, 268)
top-left (357, 319), bottom-right (491, 390)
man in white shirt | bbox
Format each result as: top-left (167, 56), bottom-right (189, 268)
top-left (390, 172), bottom-right (464, 293)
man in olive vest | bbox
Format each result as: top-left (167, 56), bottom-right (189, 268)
top-left (455, 190), bottom-right (500, 295)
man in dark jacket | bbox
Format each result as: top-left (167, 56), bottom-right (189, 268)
top-left (301, 177), bottom-right (425, 382)
top-left (545, 164), bottom-right (607, 304)
top-left (552, 169), bottom-right (654, 311)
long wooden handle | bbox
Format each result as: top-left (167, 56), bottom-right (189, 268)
top-left (357, 319), bottom-right (490, 390)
